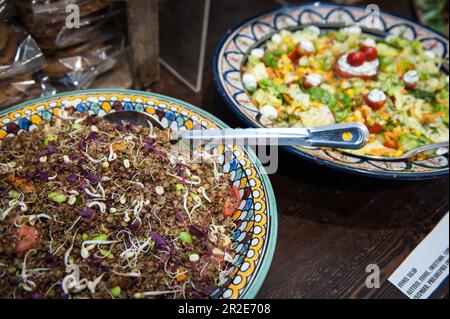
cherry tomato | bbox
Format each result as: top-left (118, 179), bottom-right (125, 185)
top-left (402, 71), bottom-right (419, 90)
top-left (368, 123), bottom-right (385, 134)
top-left (15, 225), bottom-right (40, 253)
top-left (347, 52), bottom-right (366, 67)
top-left (404, 82), bottom-right (417, 90)
top-left (403, 76), bottom-right (418, 90)
top-left (222, 187), bottom-right (241, 217)
top-left (359, 45), bottom-right (378, 61)
top-left (365, 95), bottom-right (387, 110)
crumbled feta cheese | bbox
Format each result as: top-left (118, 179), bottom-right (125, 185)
top-left (250, 48), bottom-right (265, 59)
top-left (362, 37), bottom-right (376, 47)
top-left (242, 73), bottom-right (257, 90)
top-left (305, 25), bottom-right (321, 38)
top-left (271, 33), bottom-right (282, 44)
top-left (305, 73), bottom-right (322, 87)
top-left (300, 39), bottom-right (315, 53)
top-left (251, 63), bottom-right (269, 81)
top-left (260, 104), bottom-right (278, 119)
top-left (424, 50), bottom-right (436, 59)
top-left (344, 25), bottom-right (362, 35)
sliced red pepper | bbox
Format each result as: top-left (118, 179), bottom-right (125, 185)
top-left (222, 187), bottom-right (241, 217)
top-left (288, 49), bottom-right (300, 63)
top-left (368, 123), bottom-right (385, 134)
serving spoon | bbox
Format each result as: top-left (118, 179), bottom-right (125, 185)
top-left (343, 141), bottom-right (449, 161)
top-left (103, 110), bottom-right (369, 149)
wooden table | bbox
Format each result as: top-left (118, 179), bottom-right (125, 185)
top-left (148, 0), bottom-right (449, 299)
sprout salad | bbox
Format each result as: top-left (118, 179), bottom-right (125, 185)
top-left (0, 110), bottom-right (239, 299)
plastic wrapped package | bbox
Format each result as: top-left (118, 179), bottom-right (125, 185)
top-left (12, 0), bottom-right (120, 51)
top-left (16, 0), bottom-right (111, 21)
top-left (44, 36), bottom-right (127, 89)
top-left (0, 21), bottom-right (48, 110)
top-left (0, 73), bottom-right (56, 111)
top-left (0, 0), bottom-right (6, 15)
top-left (0, 23), bottom-right (46, 80)
top-left (0, 75), bottom-right (44, 111)
top-left (4, 0), bottom-right (127, 94)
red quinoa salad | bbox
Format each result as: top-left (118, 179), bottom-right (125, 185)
top-left (0, 111), bottom-right (239, 299)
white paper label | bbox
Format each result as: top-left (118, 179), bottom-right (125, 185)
top-left (388, 213), bottom-right (449, 299)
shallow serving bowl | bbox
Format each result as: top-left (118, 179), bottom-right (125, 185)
top-left (0, 89), bottom-right (278, 299)
top-left (213, 2), bottom-right (449, 179)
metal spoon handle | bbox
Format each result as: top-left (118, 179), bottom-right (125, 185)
top-left (172, 122), bottom-right (369, 149)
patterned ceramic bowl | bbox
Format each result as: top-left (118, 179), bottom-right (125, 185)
top-left (0, 89), bottom-right (277, 299)
top-left (214, 2), bottom-right (449, 179)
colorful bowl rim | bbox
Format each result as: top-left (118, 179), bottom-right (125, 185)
top-left (213, 1), bottom-right (449, 180)
top-left (0, 88), bottom-right (279, 299)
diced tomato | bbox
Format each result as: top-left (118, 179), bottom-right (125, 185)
top-left (288, 49), bottom-right (300, 63)
top-left (368, 123), bottom-right (385, 134)
top-left (15, 226), bottom-right (40, 253)
top-left (347, 52), bottom-right (366, 67)
top-left (213, 249), bottom-right (225, 263)
top-left (222, 187), bottom-right (241, 217)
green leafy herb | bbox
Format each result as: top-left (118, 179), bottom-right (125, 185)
top-left (263, 52), bottom-right (278, 69)
top-left (399, 134), bottom-right (428, 150)
top-left (409, 89), bottom-right (436, 103)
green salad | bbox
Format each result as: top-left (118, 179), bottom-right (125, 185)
top-left (242, 26), bottom-right (449, 157)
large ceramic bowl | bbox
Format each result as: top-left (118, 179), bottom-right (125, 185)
top-left (0, 89), bottom-right (277, 299)
top-left (214, 2), bottom-right (449, 179)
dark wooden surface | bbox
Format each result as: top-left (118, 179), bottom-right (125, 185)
top-left (148, 0), bottom-right (449, 299)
